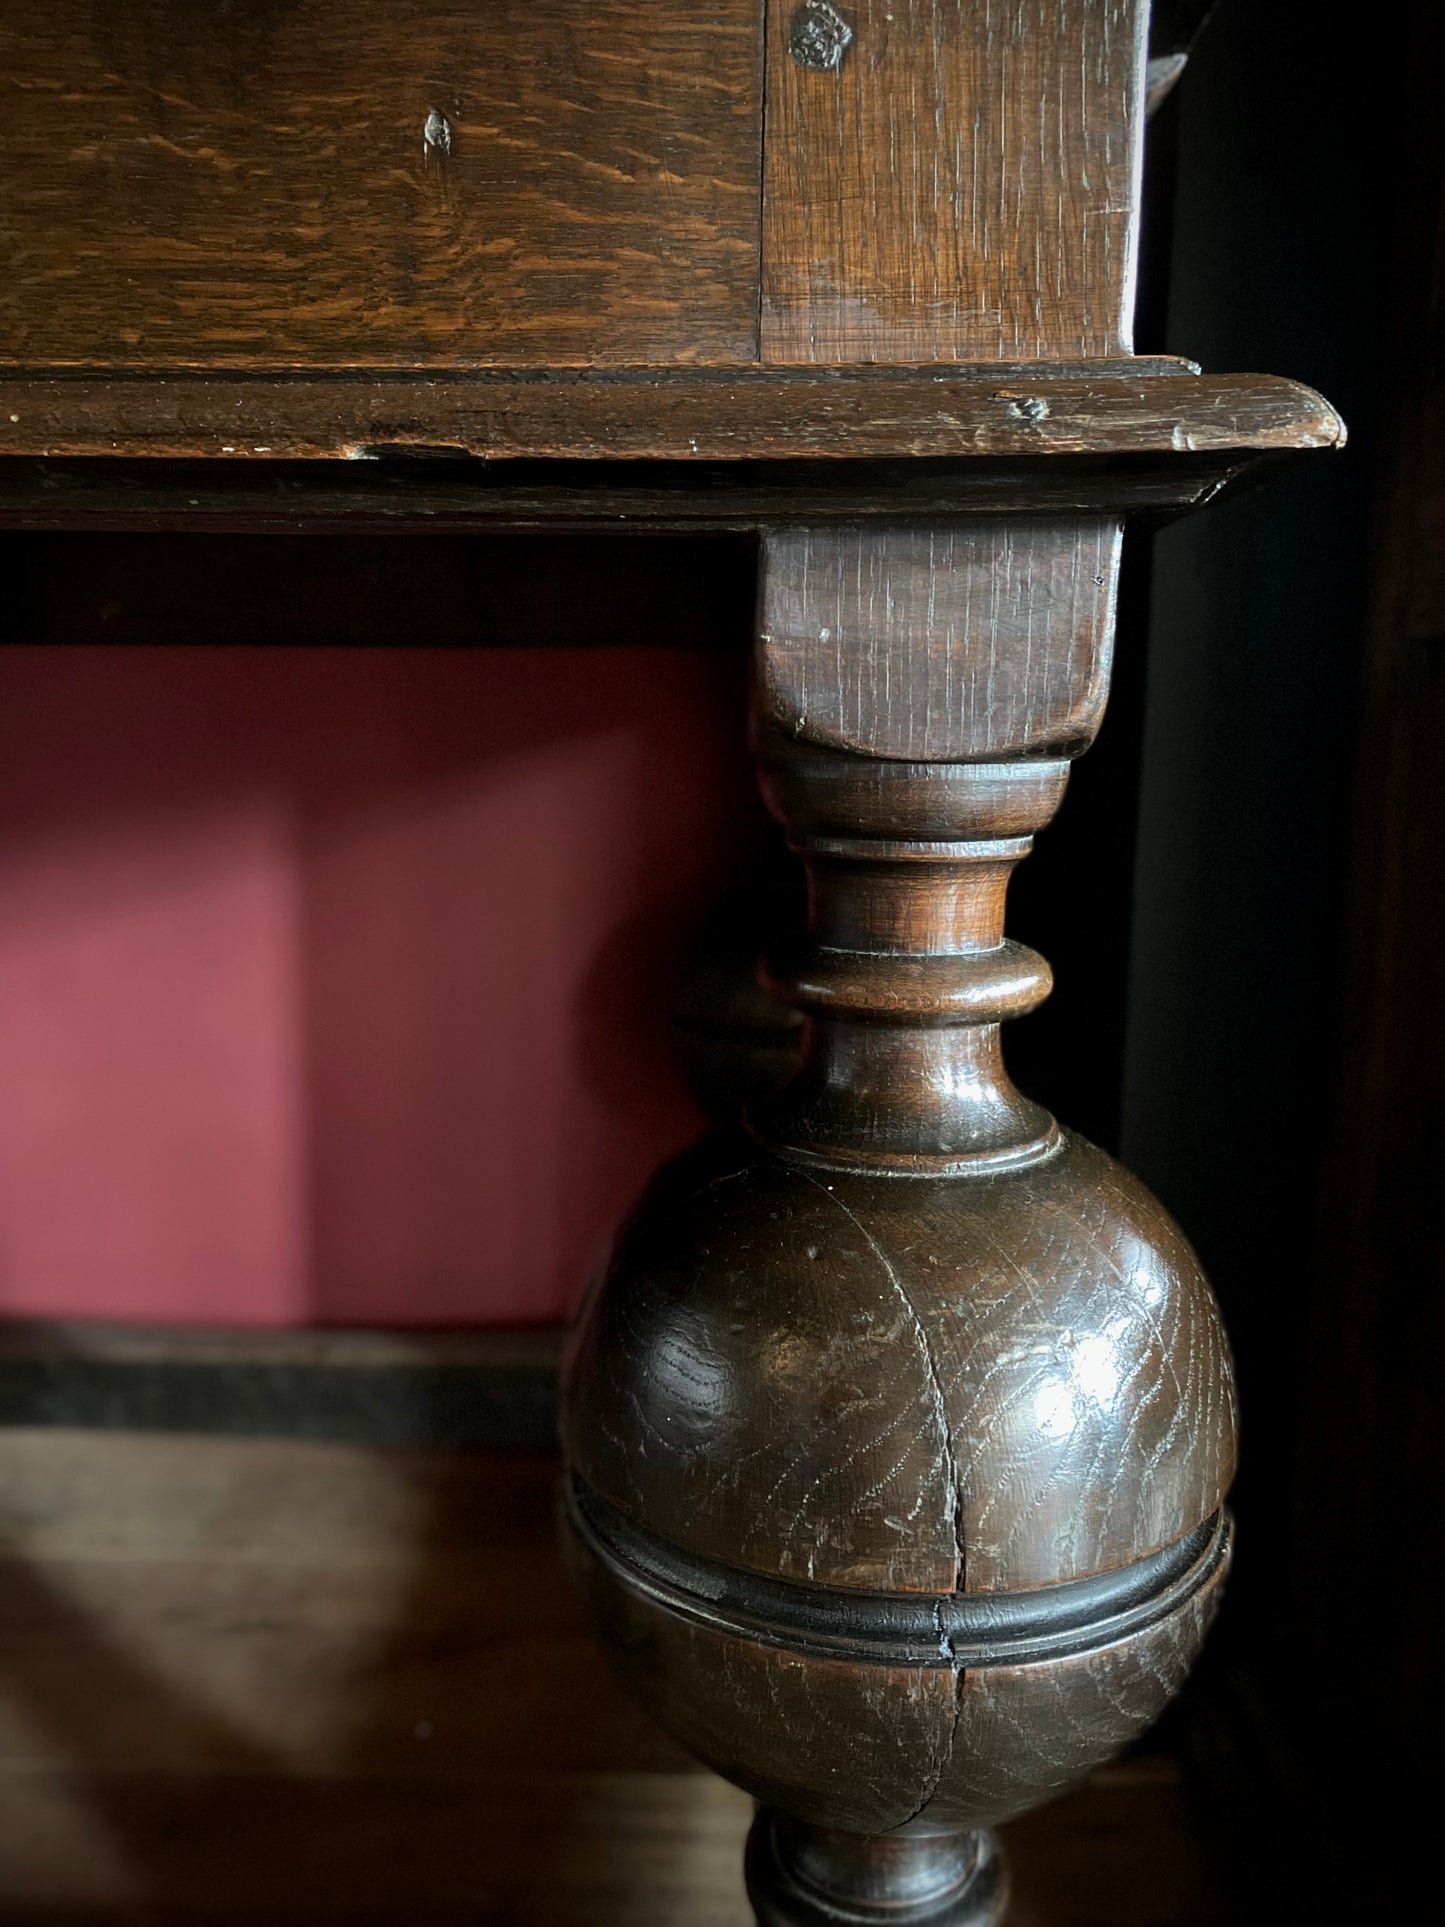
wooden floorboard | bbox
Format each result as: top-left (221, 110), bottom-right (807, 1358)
top-left (0, 1429), bottom-right (1227, 1922)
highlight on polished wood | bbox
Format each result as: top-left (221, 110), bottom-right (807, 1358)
top-left (0, 0), bottom-right (1342, 1920)
top-left (0, 1424), bottom-right (1229, 1923)
top-left (561, 513), bottom-right (1243, 1925)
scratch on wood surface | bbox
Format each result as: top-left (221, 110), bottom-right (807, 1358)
top-left (799, 1173), bottom-right (966, 1594)
top-left (759, 521), bottom-right (1122, 762)
top-left (762, 0), bottom-right (1148, 362)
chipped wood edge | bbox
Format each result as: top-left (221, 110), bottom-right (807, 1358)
top-left (0, 372), bottom-right (1345, 464)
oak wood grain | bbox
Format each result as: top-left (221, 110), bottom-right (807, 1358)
top-left (0, 0), bottom-right (763, 371)
top-left (561, 513), bottom-right (1243, 1903)
top-left (761, 0), bottom-right (1149, 363)
top-left (0, 1431), bottom-right (1225, 1923)
top-left (0, 5), bottom-right (1337, 1917)
top-left (575, 1530), bottom-right (1226, 1834)
top-left (0, 369), bottom-right (1341, 463)
top-left (564, 1133), bottom-right (1234, 1596)
top-left (759, 520), bottom-right (1123, 761)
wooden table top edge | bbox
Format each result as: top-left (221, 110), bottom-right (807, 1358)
top-left (0, 369), bottom-right (1344, 466)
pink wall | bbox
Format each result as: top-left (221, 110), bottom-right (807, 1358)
top-left (0, 643), bottom-right (755, 1327)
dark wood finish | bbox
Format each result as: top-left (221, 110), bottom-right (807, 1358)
top-left (564, 1123), bottom-right (1235, 1590)
top-left (0, 370), bottom-right (1340, 539)
top-left (1, 3), bottom-right (1344, 1920)
top-left (0, 1428), bottom-right (1229, 1923)
top-left (0, 368), bottom-right (1338, 464)
top-left (747, 1812), bottom-right (1007, 1926)
top-left (569, 1479), bottom-right (1227, 1833)
top-left (759, 522), bottom-right (1123, 760)
top-left (761, 0), bottom-right (1148, 363)
top-left (0, 0), bottom-right (1242, 388)
top-left (0, 0), bottom-right (763, 370)
top-left (560, 502), bottom-right (1252, 1918)
top-left (0, 444), bottom-right (1335, 536)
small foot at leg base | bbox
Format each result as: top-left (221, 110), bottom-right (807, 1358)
top-left (746, 1810), bottom-right (1009, 1926)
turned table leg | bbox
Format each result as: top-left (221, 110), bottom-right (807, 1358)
top-left (561, 521), bottom-right (1236, 1921)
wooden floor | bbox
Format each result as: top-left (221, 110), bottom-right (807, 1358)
top-left (0, 1430), bottom-right (1228, 1924)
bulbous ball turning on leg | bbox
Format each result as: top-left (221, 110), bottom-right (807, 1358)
top-left (562, 523), bottom-right (1238, 1920)
top-left (561, 1130), bottom-right (1236, 1847)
